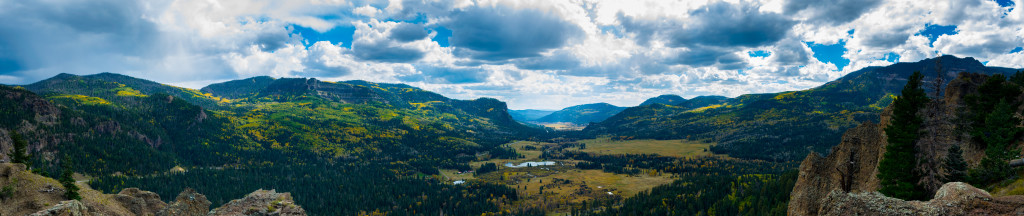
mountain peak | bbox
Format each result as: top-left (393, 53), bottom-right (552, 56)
top-left (639, 94), bottom-right (685, 106)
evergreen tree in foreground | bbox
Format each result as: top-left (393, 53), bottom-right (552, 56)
top-left (969, 100), bottom-right (1022, 185)
top-left (60, 156), bottom-right (81, 200)
top-left (877, 71), bottom-right (929, 200)
top-left (7, 132), bottom-right (30, 165)
top-left (942, 144), bottom-right (968, 183)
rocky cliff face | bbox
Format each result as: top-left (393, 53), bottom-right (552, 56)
top-left (0, 163), bottom-right (307, 216)
top-left (788, 72), bottom-right (1023, 215)
top-left (787, 106), bottom-right (891, 216)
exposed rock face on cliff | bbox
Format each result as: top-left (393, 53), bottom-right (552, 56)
top-left (209, 189), bottom-right (307, 216)
top-left (0, 163), bottom-right (306, 216)
top-left (817, 182), bottom-right (1024, 215)
top-left (787, 107), bottom-right (891, 216)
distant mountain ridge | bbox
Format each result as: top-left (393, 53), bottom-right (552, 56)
top-left (533, 103), bottom-right (627, 125)
top-left (508, 109), bottom-right (556, 122)
top-left (639, 95), bottom-right (685, 106)
top-left (584, 55), bottom-right (1022, 161)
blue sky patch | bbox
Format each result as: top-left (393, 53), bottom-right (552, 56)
top-left (290, 24), bottom-right (356, 48)
top-left (1011, 47), bottom-right (1023, 53)
top-left (432, 26), bottom-right (452, 47)
top-left (0, 58), bottom-right (21, 73)
top-left (917, 24), bottom-right (958, 46)
top-left (748, 50), bottom-right (771, 58)
top-left (807, 41), bottom-right (850, 71)
top-left (882, 52), bottom-right (901, 62)
top-left (994, 0), bottom-right (1015, 7)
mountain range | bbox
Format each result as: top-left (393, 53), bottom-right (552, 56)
top-left (511, 95), bottom-right (729, 125)
top-left (584, 55), bottom-right (1021, 160)
top-left (3, 54), bottom-right (1021, 215)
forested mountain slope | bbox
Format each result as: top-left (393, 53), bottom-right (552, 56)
top-left (0, 73), bottom-right (537, 215)
top-left (584, 55), bottom-right (1022, 161)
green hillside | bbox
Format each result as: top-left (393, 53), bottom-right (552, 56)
top-left (1, 73), bottom-right (543, 215)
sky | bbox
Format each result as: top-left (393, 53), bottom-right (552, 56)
top-left (0, 0), bottom-right (1022, 110)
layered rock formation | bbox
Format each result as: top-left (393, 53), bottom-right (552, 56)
top-left (0, 163), bottom-right (306, 216)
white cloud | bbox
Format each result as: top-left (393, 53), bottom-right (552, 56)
top-left (1, 0), bottom-right (1022, 109)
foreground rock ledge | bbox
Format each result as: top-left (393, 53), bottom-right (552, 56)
top-left (2, 162), bottom-right (306, 216)
top-left (816, 182), bottom-right (1024, 215)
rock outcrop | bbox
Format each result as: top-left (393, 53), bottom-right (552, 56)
top-left (113, 188), bottom-right (168, 215)
top-left (29, 200), bottom-right (90, 216)
top-left (157, 188), bottom-right (211, 216)
top-left (787, 106), bottom-right (892, 216)
top-left (816, 182), bottom-right (1024, 215)
top-left (1, 163), bottom-right (306, 216)
top-left (209, 189), bottom-right (307, 216)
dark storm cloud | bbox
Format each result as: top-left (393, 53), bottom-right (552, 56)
top-left (444, 5), bottom-right (584, 61)
top-left (859, 27), bottom-right (915, 48)
top-left (671, 47), bottom-right (749, 70)
top-left (618, 1), bottom-right (794, 49)
top-left (667, 2), bottom-right (796, 48)
top-left (784, 0), bottom-right (882, 24)
top-left (0, 0), bottom-right (161, 78)
top-left (772, 39), bottom-right (811, 66)
top-left (256, 31), bottom-right (290, 51)
top-left (351, 40), bottom-right (426, 63)
top-left (389, 23), bottom-right (429, 42)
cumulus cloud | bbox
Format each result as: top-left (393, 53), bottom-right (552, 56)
top-left (785, 0), bottom-right (883, 24)
top-left (667, 2), bottom-right (795, 48)
top-left (350, 20), bottom-right (430, 63)
top-left (389, 23), bottom-right (429, 42)
top-left (444, 3), bottom-right (585, 61)
top-left (618, 1), bottom-right (795, 48)
top-left (671, 47), bottom-right (749, 70)
top-left (0, 0), bottom-right (1021, 109)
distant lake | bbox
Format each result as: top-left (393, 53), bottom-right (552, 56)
top-left (505, 161), bottom-right (556, 168)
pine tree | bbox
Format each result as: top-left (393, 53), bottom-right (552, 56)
top-left (942, 144), bottom-right (968, 183)
top-left (969, 100), bottom-right (1022, 184)
top-left (877, 71), bottom-right (929, 200)
top-left (60, 156), bottom-right (81, 200)
top-left (7, 132), bottom-right (30, 165)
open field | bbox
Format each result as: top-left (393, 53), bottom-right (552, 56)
top-left (474, 164), bottom-right (674, 214)
top-left (537, 122), bottom-right (586, 131)
top-left (468, 141), bottom-right (548, 168)
top-left (574, 137), bottom-right (718, 157)
top-left (456, 139), bottom-right (681, 214)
